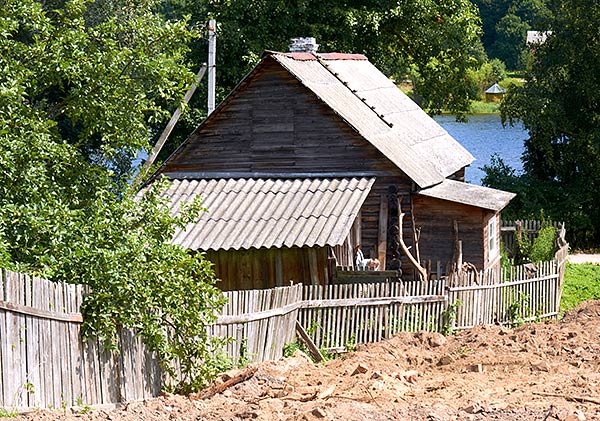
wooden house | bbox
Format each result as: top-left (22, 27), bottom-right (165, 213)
top-left (149, 51), bottom-right (515, 290)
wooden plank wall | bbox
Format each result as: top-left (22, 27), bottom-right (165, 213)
top-left (206, 247), bottom-right (329, 291)
top-left (412, 194), bottom-right (489, 272)
top-left (163, 58), bottom-right (404, 177)
top-left (0, 270), bottom-right (160, 411)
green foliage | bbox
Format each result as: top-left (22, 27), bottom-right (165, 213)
top-left (560, 263), bottom-right (600, 314)
top-left (474, 0), bottom-right (551, 70)
top-left (0, 408), bottom-right (18, 418)
top-left (441, 299), bottom-right (462, 336)
top-left (529, 224), bottom-right (556, 262)
top-left (237, 338), bottom-right (253, 368)
top-left (495, 0), bottom-right (600, 248)
top-left (283, 340), bottom-right (306, 358)
top-left (469, 100), bottom-right (500, 114)
top-left (0, 0), bottom-right (227, 392)
top-left (0, 0), bottom-right (196, 177)
top-left (490, 13), bottom-right (529, 70)
top-left (467, 58), bottom-right (507, 100)
top-left (506, 290), bottom-right (530, 327)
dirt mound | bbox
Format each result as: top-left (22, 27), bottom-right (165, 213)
top-left (562, 300), bottom-right (600, 323)
top-left (19, 300), bottom-right (600, 420)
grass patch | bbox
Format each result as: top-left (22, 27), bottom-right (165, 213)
top-left (560, 263), bottom-right (600, 313)
top-left (0, 408), bottom-right (18, 418)
top-left (469, 100), bottom-right (500, 114)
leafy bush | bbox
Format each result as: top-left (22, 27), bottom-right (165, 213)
top-left (529, 224), bottom-right (557, 262)
top-left (0, 0), bottom-right (227, 392)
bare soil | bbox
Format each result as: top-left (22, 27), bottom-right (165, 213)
top-left (20, 301), bottom-right (600, 421)
top-left (568, 254), bottom-right (600, 265)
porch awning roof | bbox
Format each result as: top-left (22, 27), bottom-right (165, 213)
top-left (161, 177), bottom-right (375, 251)
top-left (417, 179), bottom-right (516, 212)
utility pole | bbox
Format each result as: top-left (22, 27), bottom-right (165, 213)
top-left (207, 19), bottom-right (216, 115)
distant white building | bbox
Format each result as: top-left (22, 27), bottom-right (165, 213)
top-left (527, 31), bottom-right (552, 45)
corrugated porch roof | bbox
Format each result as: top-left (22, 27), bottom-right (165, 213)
top-left (164, 177), bottom-right (375, 251)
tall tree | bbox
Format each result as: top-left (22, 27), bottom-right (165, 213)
top-left (474, 0), bottom-right (551, 70)
top-left (0, 0), bottom-right (226, 390)
top-left (495, 0), bottom-right (600, 246)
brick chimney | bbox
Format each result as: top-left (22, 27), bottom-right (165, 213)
top-left (289, 37), bottom-right (319, 53)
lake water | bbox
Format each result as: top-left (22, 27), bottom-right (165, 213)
top-left (434, 114), bottom-right (527, 185)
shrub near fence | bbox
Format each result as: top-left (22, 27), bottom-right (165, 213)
top-left (501, 219), bottom-right (564, 255)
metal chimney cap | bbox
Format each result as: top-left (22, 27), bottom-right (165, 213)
top-left (289, 37), bottom-right (319, 53)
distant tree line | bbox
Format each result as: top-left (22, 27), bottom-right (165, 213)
top-left (474, 0), bottom-right (551, 70)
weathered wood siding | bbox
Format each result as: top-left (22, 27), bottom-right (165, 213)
top-left (205, 247), bottom-right (329, 291)
top-left (412, 195), bottom-right (494, 273)
top-left (163, 57), bottom-right (404, 177)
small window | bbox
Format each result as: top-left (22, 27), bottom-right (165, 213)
top-left (488, 216), bottom-right (498, 259)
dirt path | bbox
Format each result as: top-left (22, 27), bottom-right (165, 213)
top-left (568, 254), bottom-right (600, 265)
top-left (19, 301), bottom-right (600, 421)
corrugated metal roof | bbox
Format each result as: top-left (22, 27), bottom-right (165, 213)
top-left (164, 177), bottom-right (375, 251)
top-left (417, 179), bottom-right (516, 212)
top-left (485, 83), bottom-right (506, 94)
top-left (270, 52), bottom-right (475, 187)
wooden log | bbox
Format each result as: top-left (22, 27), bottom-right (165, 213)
top-left (378, 196), bottom-right (388, 269)
top-left (200, 366), bottom-right (258, 399)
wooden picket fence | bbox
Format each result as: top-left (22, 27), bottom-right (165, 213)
top-left (0, 240), bottom-right (568, 411)
top-left (448, 261), bottom-right (562, 329)
top-left (0, 272), bottom-right (302, 411)
top-left (298, 281), bottom-right (447, 351)
top-left (0, 270), bottom-right (160, 411)
top-left (501, 219), bottom-right (564, 255)
top-left (298, 242), bottom-right (568, 350)
top-left (208, 284), bottom-right (302, 363)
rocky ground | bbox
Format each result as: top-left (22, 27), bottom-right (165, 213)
top-left (19, 300), bottom-right (600, 421)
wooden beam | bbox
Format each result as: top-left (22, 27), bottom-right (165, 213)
top-left (377, 195), bottom-right (388, 269)
top-left (136, 64), bottom-right (207, 185)
top-left (302, 295), bottom-right (447, 308)
top-left (0, 300), bottom-right (83, 323)
top-left (295, 321), bottom-right (324, 362)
